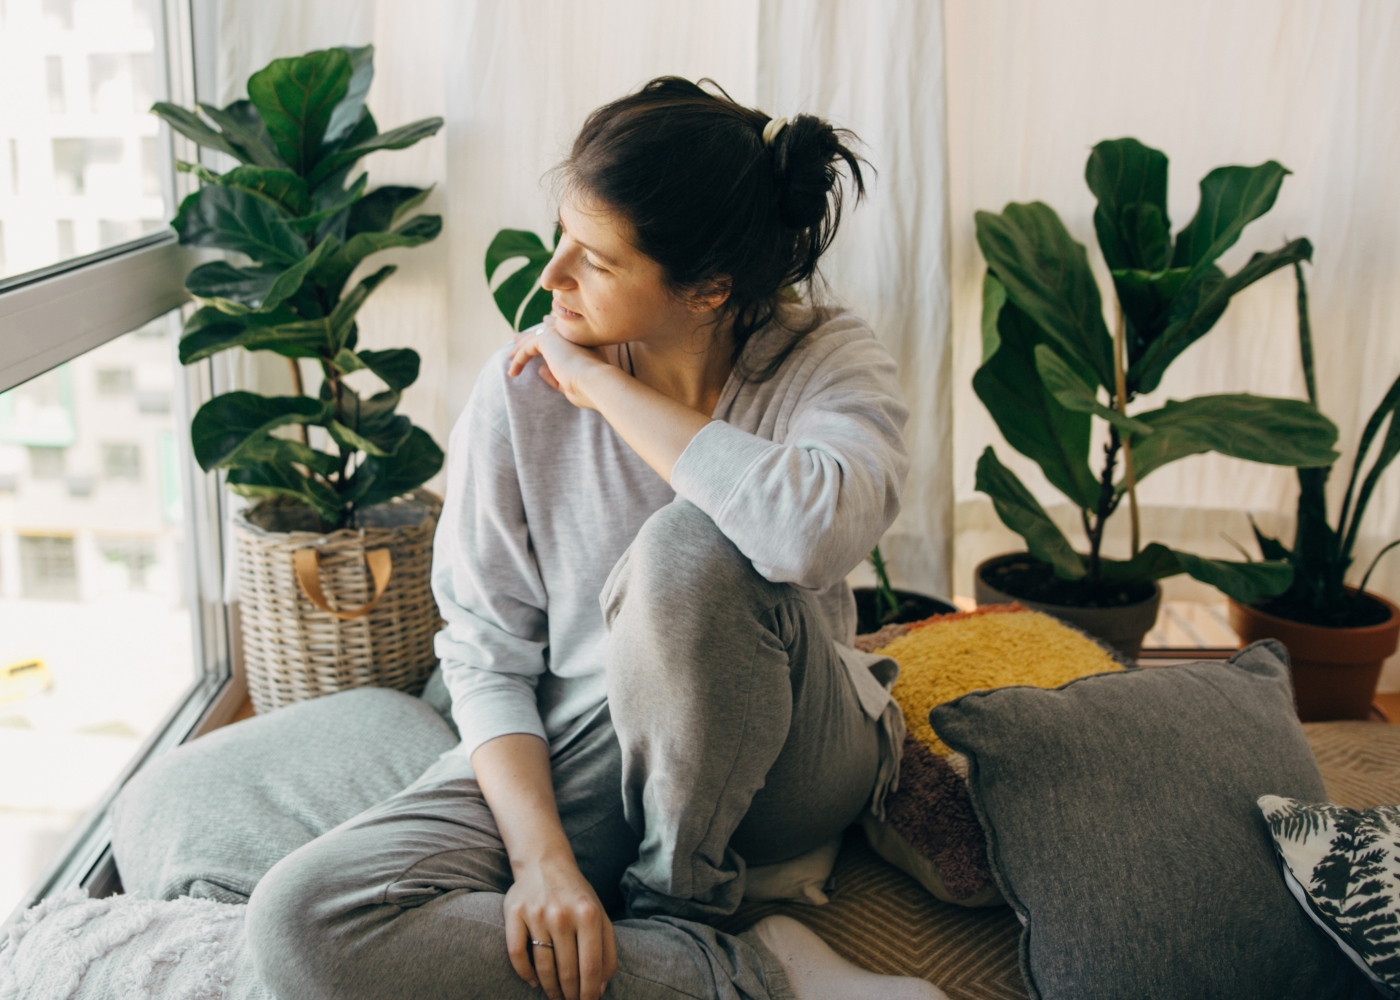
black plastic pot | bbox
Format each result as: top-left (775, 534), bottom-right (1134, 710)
top-left (853, 587), bottom-right (957, 635)
top-left (974, 552), bottom-right (1161, 662)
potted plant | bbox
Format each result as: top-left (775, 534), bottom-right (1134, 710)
top-left (154, 45), bottom-right (446, 712)
top-left (1230, 264), bottom-right (1400, 720)
top-left (483, 229), bottom-right (956, 634)
top-left (973, 137), bottom-right (1340, 659)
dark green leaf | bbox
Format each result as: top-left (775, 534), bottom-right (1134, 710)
top-left (1340, 371), bottom-right (1400, 560)
top-left (323, 44), bottom-right (375, 146)
top-left (171, 186), bottom-right (307, 266)
top-left (175, 160), bottom-right (223, 184)
top-left (1130, 238), bottom-right (1313, 393)
top-left (236, 434), bottom-right (338, 477)
top-left (184, 261), bottom-right (280, 306)
top-left (313, 215), bottom-right (441, 296)
top-left (347, 185), bottom-right (431, 236)
top-left (328, 265), bottom-right (396, 348)
top-left (975, 446), bottom-right (1086, 579)
top-left (332, 387), bottom-right (410, 455)
top-left (1085, 138), bottom-right (1171, 271)
top-left (288, 173), bottom-right (366, 233)
top-left (981, 271), bottom-right (1007, 362)
top-left (305, 116), bottom-right (444, 190)
top-left (975, 202), bottom-right (1116, 390)
top-left (331, 348), bottom-right (365, 374)
top-left (247, 48), bottom-right (352, 175)
top-left (1098, 541), bottom-right (1292, 603)
top-left (486, 228), bottom-right (555, 332)
top-left (189, 392), bottom-right (328, 470)
top-left (1127, 393), bottom-right (1339, 485)
top-left (197, 101), bottom-right (285, 168)
top-left (348, 426), bottom-right (443, 510)
top-left (217, 165), bottom-right (310, 216)
top-left (356, 348), bottom-right (420, 391)
top-left (1033, 343), bottom-right (1154, 437)
top-left (1110, 266), bottom-right (1195, 368)
top-left (260, 237), bottom-right (338, 312)
top-left (1251, 518), bottom-right (1292, 562)
top-left (178, 306), bottom-right (329, 363)
top-left (150, 102), bottom-right (243, 161)
top-left (973, 285), bottom-right (1100, 509)
top-left (1172, 161), bottom-right (1291, 274)
top-left (227, 461), bottom-right (342, 522)
top-left (328, 419), bottom-right (401, 457)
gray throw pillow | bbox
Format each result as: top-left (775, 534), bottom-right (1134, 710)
top-left (112, 687), bottom-right (458, 903)
top-left (930, 640), bottom-right (1373, 1000)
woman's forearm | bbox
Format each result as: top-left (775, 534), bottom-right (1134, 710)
top-left (472, 733), bottom-right (574, 868)
top-left (581, 364), bottom-right (711, 483)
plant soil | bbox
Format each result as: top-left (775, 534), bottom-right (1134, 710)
top-left (981, 555), bottom-right (1156, 609)
top-left (1255, 591), bottom-right (1394, 630)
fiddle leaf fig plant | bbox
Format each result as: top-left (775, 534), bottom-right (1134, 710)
top-left (974, 138), bottom-right (1340, 606)
top-left (154, 45), bottom-right (444, 529)
top-left (1250, 264), bottom-right (1400, 627)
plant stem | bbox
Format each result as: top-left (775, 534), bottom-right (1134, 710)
top-left (1112, 299), bottom-right (1140, 557)
top-left (1295, 262), bottom-right (1318, 408)
top-left (287, 358), bottom-right (309, 445)
top-left (1087, 428), bottom-right (1121, 582)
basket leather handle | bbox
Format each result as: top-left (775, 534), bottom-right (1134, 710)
top-left (293, 547), bottom-right (393, 621)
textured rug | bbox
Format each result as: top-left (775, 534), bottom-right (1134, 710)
top-left (723, 719), bottom-right (1400, 1000)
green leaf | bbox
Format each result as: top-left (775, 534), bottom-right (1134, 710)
top-left (313, 214), bottom-right (441, 296)
top-left (347, 185), bottom-right (431, 236)
top-left (1340, 371), bottom-right (1400, 561)
top-left (980, 271), bottom-right (1007, 362)
top-left (178, 306), bottom-right (329, 363)
top-left (1110, 266), bottom-right (1195, 369)
top-left (236, 434), bottom-right (338, 477)
top-left (323, 44), bottom-right (375, 146)
top-left (305, 116), bottom-right (444, 190)
top-left (1033, 344), bottom-right (1155, 437)
top-left (1098, 541), bottom-right (1292, 603)
top-left (171, 186), bottom-right (307, 266)
top-left (1251, 518), bottom-right (1292, 562)
top-left (355, 348), bottom-right (420, 391)
top-left (331, 387), bottom-right (411, 456)
top-left (1126, 393), bottom-right (1339, 485)
top-left (189, 392), bottom-right (328, 471)
top-left (1085, 138), bottom-right (1171, 271)
top-left (328, 265), bottom-right (396, 349)
top-left (348, 426), bottom-right (444, 510)
top-left (331, 348), bottom-right (366, 374)
top-left (486, 228), bottom-right (556, 332)
top-left (328, 419), bottom-right (399, 457)
top-left (288, 173), bottom-right (366, 233)
top-left (973, 288), bottom-right (1099, 509)
top-left (196, 101), bottom-right (286, 169)
top-left (1172, 161), bottom-right (1291, 275)
top-left (150, 102), bottom-right (243, 161)
top-left (975, 446), bottom-right (1086, 579)
top-left (184, 261), bottom-right (280, 306)
top-left (1129, 238), bottom-right (1313, 394)
top-left (260, 237), bottom-right (339, 312)
top-left (247, 48), bottom-right (353, 175)
top-left (217, 165), bottom-right (310, 217)
top-left (176, 159), bottom-right (223, 184)
top-left (975, 202), bottom-right (1116, 390)
top-left (227, 461), bottom-right (342, 523)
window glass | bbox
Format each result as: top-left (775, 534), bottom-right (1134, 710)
top-left (0, 0), bottom-right (170, 280)
top-left (0, 312), bottom-right (196, 916)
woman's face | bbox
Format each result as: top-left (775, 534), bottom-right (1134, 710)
top-left (539, 190), bottom-right (722, 349)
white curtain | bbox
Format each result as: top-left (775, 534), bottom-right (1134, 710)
top-left (944, 1), bottom-right (1400, 684)
top-left (212, 0), bottom-right (956, 597)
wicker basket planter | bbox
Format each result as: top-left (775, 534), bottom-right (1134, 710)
top-left (234, 489), bottom-right (444, 714)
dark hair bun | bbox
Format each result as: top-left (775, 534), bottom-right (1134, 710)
top-left (566, 77), bottom-right (867, 380)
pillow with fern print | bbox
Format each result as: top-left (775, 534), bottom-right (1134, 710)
top-left (1260, 795), bottom-right (1400, 998)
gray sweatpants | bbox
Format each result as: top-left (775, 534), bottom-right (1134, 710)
top-left (245, 501), bottom-right (884, 1000)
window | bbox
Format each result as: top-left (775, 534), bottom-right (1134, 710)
top-left (0, 0), bottom-right (235, 926)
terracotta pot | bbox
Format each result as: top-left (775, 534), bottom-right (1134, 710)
top-left (974, 553), bottom-right (1162, 662)
top-left (1227, 592), bottom-right (1400, 722)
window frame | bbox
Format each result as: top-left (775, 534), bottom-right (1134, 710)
top-left (0, 0), bottom-right (241, 925)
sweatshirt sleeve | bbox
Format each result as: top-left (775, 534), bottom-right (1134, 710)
top-left (431, 366), bottom-right (550, 759)
top-left (669, 332), bottom-right (910, 591)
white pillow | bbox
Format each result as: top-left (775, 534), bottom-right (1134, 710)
top-left (0, 889), bottom-right (269, 1000)
top-left (743, 837), bottom-right (842, 905)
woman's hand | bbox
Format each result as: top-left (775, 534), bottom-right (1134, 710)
top-left (507, 315), bottom-right (615, 410)
top-left (503, 854), bottom-right (617, 1000)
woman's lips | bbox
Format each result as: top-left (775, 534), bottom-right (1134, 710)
top-left (553, 301), bottom-right (583, 321)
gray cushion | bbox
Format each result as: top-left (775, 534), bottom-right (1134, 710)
top-left (111, 687), bottom-right (458, 903)
top-left (930, 640), bottom-right (1372, 1000)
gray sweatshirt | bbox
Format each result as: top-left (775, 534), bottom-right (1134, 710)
top-left (433, 308), bottom-right (911, 769)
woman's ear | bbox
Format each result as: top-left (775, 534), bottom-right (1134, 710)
top-left (686, 275), bottom-right (732, 315)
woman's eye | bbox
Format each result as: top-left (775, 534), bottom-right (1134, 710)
top-left (581, 254), bottom-right (602, 272)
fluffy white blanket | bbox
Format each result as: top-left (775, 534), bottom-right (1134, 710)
top-left (0, 890), bottom-right (269, 1000)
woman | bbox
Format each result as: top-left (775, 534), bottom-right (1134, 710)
top-left (247, 78), bottom-right (943, 1000)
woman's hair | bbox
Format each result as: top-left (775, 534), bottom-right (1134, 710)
top-left (564, 76), bottom-right (866, 381)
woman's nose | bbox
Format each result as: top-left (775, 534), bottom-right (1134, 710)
top-left (540, 251), bottom-right (574, 292)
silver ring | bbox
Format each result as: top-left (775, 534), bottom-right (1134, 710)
top-left (530, 939), bottom-right (554, 949)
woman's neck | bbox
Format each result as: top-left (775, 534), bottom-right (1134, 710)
top-left (626, 320), bottom-right (735, 416)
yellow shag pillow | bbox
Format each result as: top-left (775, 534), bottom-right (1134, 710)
top-left (858, 604), bottom-right (1124, 906)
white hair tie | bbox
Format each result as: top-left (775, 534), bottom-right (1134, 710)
top-left (762, 116), bottom-right (789, 147)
